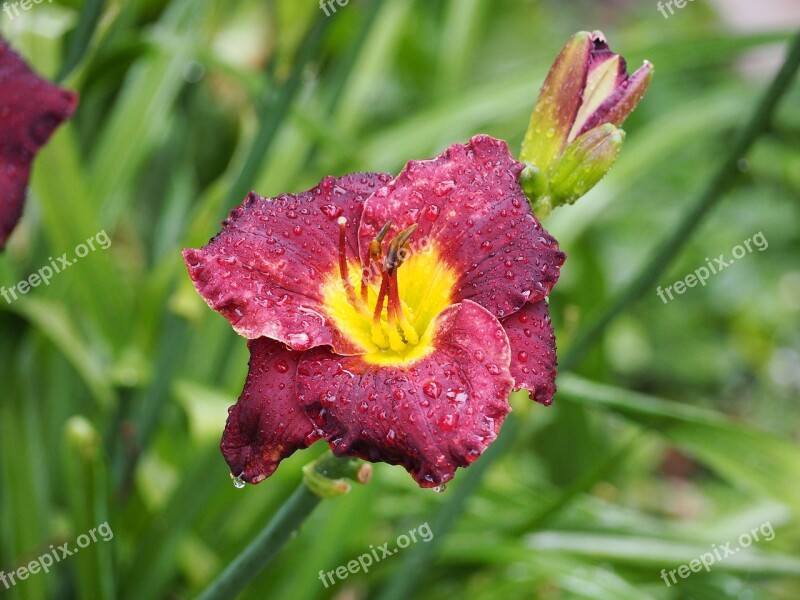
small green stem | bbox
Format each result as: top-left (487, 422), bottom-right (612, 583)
top-left (195, 483), bottom-right (322, 600)
top-left (195, 453), bottom-right (365, 600)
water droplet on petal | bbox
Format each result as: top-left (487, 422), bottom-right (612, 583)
top-left (424, 204), bottom-right (440, 221)
top-left (434, 483), bottom-right (448, 493)
top-left (438, 414), bottom-right (459, 431)
top-left (232, 475), bottom-right (246, 489)
top-left (320, 204), bottom-right (343, 219)
top-left (433, 180), bottom-right (456, 197)
top-left (287, 332), bottom-right (311, 349)
top-left (423, 381), bottom-right (442, 399)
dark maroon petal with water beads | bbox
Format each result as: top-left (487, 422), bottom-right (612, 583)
top-left (295, 300), bottom-right (514, 488)
top-left (0, 38), bottom-right (78, 249)
top-left (501, 299), bottom-right (557, 405)
top-left (221, 337), bottom-right (322, 484)
top-left (183, 172), bottom-right (392, 354)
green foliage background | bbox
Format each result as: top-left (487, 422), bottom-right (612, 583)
top-left (1, 1), bottom-right (798, 598)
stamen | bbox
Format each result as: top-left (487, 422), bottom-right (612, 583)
top-left (337, 217), bottom-right (358, 308)
top-left (375, 220), bottom-right (393, 244)
top-left (362, 220), bottom-right (393, 305)
top-left (386, 296), bottom-right (406, 352)
top-left (388, 269), bottom-right (419, 345)
top-left (360, 262), bottom-right (369, 304)
top-left (371, 275), bottom-right (390, 348)
top-left (366, 221), bottom-right (421, 353)
top-left (385, 224), bottom-right (418, 271)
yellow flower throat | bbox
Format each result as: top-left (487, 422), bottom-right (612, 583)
top-left (322, 218), bottom-right (456, 366)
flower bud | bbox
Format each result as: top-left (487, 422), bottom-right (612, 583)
top-left (520, 31), bottom-right (652, 216)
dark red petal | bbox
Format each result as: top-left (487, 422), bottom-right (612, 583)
top-left (358, 135), bottom-right (565, 320)
top-left (221, 338), bottom-right (321, 484)
top-left (0, 38), bottom-right (78, 249)
top-left (502, 300), bottom-right (557, 406)
top-left (183, 172), bottom-right (392, 353)
top-left (296, 300), bottom-right (514, 488)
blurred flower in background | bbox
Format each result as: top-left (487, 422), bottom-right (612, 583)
top-left (0, 37), bottom-right (77, 249)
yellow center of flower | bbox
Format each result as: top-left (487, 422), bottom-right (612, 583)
top-left (322, 219), bottom-right (456, 366)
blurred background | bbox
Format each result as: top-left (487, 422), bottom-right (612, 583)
top-left (1, 1), bottom-right (799, 599)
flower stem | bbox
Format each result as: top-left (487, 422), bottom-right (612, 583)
top-left (195, 484), bottom-right (322, 600)
top-left (195, 453), bottom-right (366, 600)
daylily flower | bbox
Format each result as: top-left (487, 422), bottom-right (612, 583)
top-left (184, 135), bottom-right (565, 488)
top-left (521, 31), bottom-right (653, 216)
top-left (0, 37), bottom-right (78, 249)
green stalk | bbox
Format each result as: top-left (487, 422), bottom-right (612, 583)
top-left (195, 453), bottom-right (364, 600)
top-left (57, 0), bottom-right (106, 82)
top-left (376, 29), bottom-right (800, 600)
top-left (195, 484), bottom-right (321, 600)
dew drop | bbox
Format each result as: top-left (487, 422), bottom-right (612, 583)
top-left (433, 180), bottom-right (456, 197)
top-left (232, 475), bottom-right (246, 489)
top-left (287, 332), bottom-right (311, 349)
top-left (438, 414), bottom-right (459, 431)
top-left (424, 204), bottom-right (440, 221)
top-left (423, 381), bottom-right (442, 399)
top-left (433, 483), bottom-right (448, 493)
top-left (320, 204), bottom-right (343, 219)
top-left (275, 359), bottom-right (289, 373)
